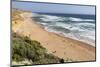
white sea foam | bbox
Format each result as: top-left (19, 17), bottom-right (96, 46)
top-left (40, 15), bottom-right (62, 22)
top-left (69, 17), bottom-right (95, 22)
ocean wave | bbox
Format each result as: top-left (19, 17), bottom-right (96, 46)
top-left (32, 13), bottom-right (95, 46)
top-left (69, 17), bottom-right (95, 22)
top-left (34, 14), bottom-right (95, 22)
top-left (39, 15), bottom-right (64, 22)
top-left (70, 23), bottom-right (95, 32)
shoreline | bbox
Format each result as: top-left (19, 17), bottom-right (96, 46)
top-left (12, 12), bottom-right (96, 61)
top-left (34, 21), bottom-right (95, 47)
top-left (45, 27), bottom-right (95, 47)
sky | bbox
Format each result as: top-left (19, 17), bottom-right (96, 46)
top-left (12, 1), bottom-right (95, 15)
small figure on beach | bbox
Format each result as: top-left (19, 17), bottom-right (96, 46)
top-left (52, 51), bottom-right (56, 53)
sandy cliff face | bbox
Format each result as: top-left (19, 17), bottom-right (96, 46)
top-left (12, 9), bottom-right (32, 34)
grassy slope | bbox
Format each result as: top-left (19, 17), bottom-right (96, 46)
top-left (12, 33), bottom-right (62, 65)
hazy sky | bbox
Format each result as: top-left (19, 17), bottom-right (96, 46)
top-left (12, 1), bottom-right (95, 15)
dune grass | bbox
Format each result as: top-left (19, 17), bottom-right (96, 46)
top-left (12, 32), bottom-right (63, 65)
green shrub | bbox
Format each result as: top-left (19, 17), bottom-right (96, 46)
top-left (12, 33), bottom-right (61, 64)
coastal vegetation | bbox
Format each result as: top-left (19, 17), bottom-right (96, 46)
top-left (12, 32), bottom-right (63, 65)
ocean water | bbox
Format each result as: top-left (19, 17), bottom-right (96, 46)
top-left (32, 13), bottom-right (96, 46)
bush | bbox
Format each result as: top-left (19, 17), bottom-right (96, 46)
top-left (60, 59), bottom-right (64, 63)
top-left (12, 33), bottom-right (61, 64)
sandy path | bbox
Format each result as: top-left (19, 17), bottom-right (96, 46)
top-left (12, 13), bottom-right (96, 62)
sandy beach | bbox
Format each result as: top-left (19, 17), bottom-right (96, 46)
top-left (12, 12), bottom-right (96, 62)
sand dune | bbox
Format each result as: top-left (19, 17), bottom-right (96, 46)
top-left (12, 12), bottom-right (96, 62)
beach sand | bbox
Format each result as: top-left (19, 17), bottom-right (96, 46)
top-left (12, 12), bottom-right (96, 62)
